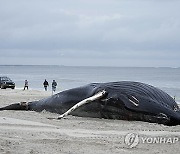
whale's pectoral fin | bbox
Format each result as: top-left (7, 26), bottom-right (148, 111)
top-left (56, 90), bottom-right (107, 119)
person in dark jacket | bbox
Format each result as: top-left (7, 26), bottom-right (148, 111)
top-left (43, 79), bottom-right (49, 91)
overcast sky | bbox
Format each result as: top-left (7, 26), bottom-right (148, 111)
top-left (0, 0), bottom-right (180, 67)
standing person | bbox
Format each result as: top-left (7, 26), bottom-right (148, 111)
top-left (43, 79), bottom-right (49, 91)
top-left (52, 80), bottom-right (57, 94)
top-left (24, 80), bottom-right (28, 90)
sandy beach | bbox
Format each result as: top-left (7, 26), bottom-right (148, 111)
top-left (0, 89), bottom-right (179, 154)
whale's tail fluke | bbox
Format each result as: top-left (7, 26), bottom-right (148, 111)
top-left (0, 102), bottom-right (29, 111)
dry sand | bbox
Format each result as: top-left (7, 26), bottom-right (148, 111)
top-left (0, 89), bottom-right (179, 154)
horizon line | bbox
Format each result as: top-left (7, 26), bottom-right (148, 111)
top-left (0, 64), bottom-right (179, 69)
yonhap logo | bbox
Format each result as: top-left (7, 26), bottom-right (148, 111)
top-left (124, 133), bottom-right (139, 148)
top-left (141, 136), bottom-right (179, 144)
top-left (124, 133), bottom-right (179, 148)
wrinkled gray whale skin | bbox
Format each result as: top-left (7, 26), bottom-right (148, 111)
top-left (1, 81), bottom-right (180, 126)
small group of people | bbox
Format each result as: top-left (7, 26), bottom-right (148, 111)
top-left (23, 79), bottom-right (58, 93)
top-left (43, 79), bottom-right (57, 92)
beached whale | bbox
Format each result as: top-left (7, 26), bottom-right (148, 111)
top-left (0, 81), bottom-right (180, 126)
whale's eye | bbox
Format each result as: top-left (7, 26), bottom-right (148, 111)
top-left (158, 113), bottom-right (168, 119)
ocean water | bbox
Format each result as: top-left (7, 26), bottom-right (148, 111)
top-left (0, 65), bottom-right (180, 102)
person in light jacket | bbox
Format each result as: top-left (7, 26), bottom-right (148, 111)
top-left (24, 80), bottom-right (28, 90)
top-left (52, 80), bottom-right (57, 92)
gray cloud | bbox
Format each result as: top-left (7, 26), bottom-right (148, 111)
top-left (0, 0), bottom-right (180, 67)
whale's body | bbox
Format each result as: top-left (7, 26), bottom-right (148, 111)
top-left (1, 81), bottom-right (180, 125)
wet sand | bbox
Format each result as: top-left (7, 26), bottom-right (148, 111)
top-left (0, 89), bottom-right (179, 154)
